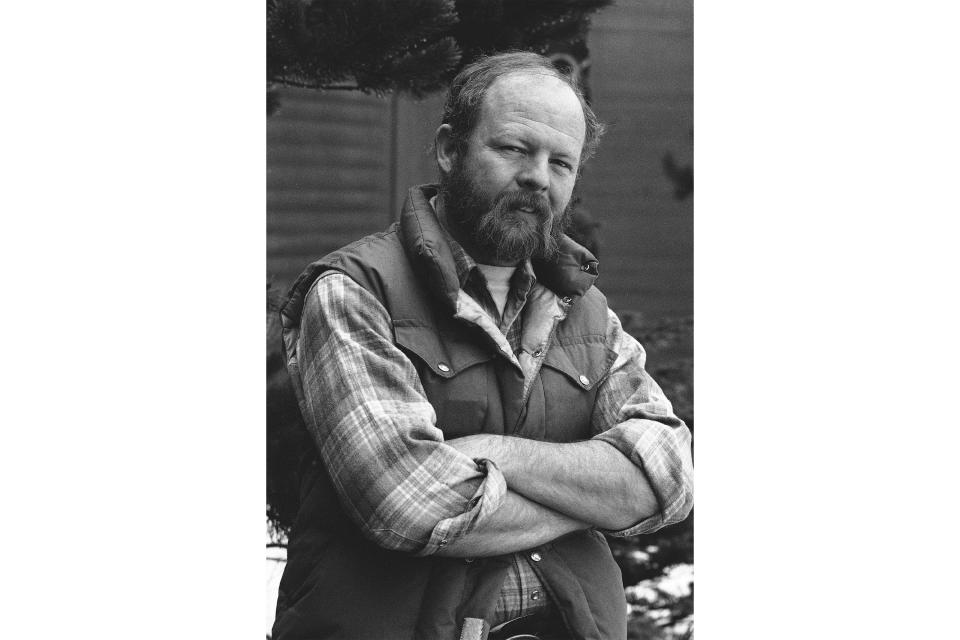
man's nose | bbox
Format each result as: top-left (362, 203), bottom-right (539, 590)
top-left (516, 156), bottom-right (550, 193)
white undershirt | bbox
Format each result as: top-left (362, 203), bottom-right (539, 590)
top-left (476, 263), bottom-right (516, 319)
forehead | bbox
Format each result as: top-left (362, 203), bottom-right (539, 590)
top-left (475, 71), bottom-right (586, 152)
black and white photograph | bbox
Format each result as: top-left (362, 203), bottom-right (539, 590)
top-left (7, 2), bottom-right (959, 639)
top-left (267, 2), bottom-right (694, 638)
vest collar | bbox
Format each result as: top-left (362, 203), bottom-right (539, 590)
top-left (399, 185), bottom-right (600, 311)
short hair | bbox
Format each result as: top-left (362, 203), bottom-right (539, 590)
top-left (440, 51), bottom-right (605, 167)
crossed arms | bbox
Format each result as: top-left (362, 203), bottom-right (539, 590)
top-left (438, 437), bottom-right (658, 557)
top-left (292, 272), bottom-right (693, 558)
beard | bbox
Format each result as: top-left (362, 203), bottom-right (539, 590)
top-left (439, 160), bottom-right (574, 264)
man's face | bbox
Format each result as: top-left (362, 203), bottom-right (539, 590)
top-left (440, 72), bottom-right (586, 265)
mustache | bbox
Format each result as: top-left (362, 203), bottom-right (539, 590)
top-left (496, 190), bottom-right (553, 219)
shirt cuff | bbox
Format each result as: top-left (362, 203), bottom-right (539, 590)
top-left (592, 419), bottom-right (694, 537)
top-left (415, 458), bottom-right (508, 556)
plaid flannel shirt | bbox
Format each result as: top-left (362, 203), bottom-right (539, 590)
top-left (293, 227), bottom-right (693, 626)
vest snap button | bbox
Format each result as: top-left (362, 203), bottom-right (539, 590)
top-left (578, 374), bottom-right (590, 386)
top-left (533, 348), bottom-right (544, 357)
top-left (437, 362), bottom-right (450, 373)
top-left (530, 552), bottom-right (542, 562)
top-left (561, 296), bottom-right (573, 305)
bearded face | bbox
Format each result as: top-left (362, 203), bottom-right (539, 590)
top-left (440, 155), bottom-right (575, 265)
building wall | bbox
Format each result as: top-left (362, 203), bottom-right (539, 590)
top-left (580, 0), bottom-right (693, 318)
top-left (266, 90), bottom-right (393, 290)
top-left (267, 0), bottom-right (693, 321)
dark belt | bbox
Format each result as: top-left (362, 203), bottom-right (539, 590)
top-left (487, 612), bottom-right (568, 640)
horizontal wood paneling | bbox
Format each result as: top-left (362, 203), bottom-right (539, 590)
top-left (578, 0), bottom-right (693, 319)
top-left (267, 88), bottom-right (394, 290)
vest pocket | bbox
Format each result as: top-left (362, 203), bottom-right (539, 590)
top-left (539, 338), bottom-right (617, 441)
top-left (540, 336), bottom-right (617, 391)
top-left (394, 323), bottom-right (496, 437)
top-left (394, 322), bottom-right (493, 377)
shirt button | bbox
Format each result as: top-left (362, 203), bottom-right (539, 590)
top-left (439, 537), bottom-right (448, 547)
top-left (578, 374), bottom-right (590, 386)
top-left (530, 589), bottom-right (541, 600)
top-left (530, 552), bottom-right (542, 562)
top-left (437, 362), bottom-right (450, 373)
top-left (561, 296), bottom-right (573, 305)
top-left (533, 348), bottom-right (544, 357)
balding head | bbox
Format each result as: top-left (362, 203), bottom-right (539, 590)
top-left (439, 51), bottom-right (604, 169)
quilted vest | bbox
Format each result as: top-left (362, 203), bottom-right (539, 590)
top-left (273, 186), bottom-right (627, 640)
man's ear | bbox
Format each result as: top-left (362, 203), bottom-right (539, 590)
top-left (435, 124), bottom-right (458, 174)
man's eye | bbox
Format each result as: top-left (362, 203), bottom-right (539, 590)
top-left (551, 159), bottom-right (572, 171)
top-left (501, 146), bottom-right (523, 153)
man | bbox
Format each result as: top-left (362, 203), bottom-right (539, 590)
top-left (274, 51), bottom-right (693, 640)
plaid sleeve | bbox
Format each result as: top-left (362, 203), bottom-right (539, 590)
top-left (295, 272), bottom-right (507, 556)
top-left (589, 308), bottom-right (694, 536)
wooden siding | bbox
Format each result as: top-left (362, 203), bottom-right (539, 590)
top-left (578, 0), bottom-right (693, 318)
top-left (267, 89), bottom-right (394, 290)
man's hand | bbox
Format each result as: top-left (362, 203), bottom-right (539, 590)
top-left (447, 434), bottom-right (658, 531)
